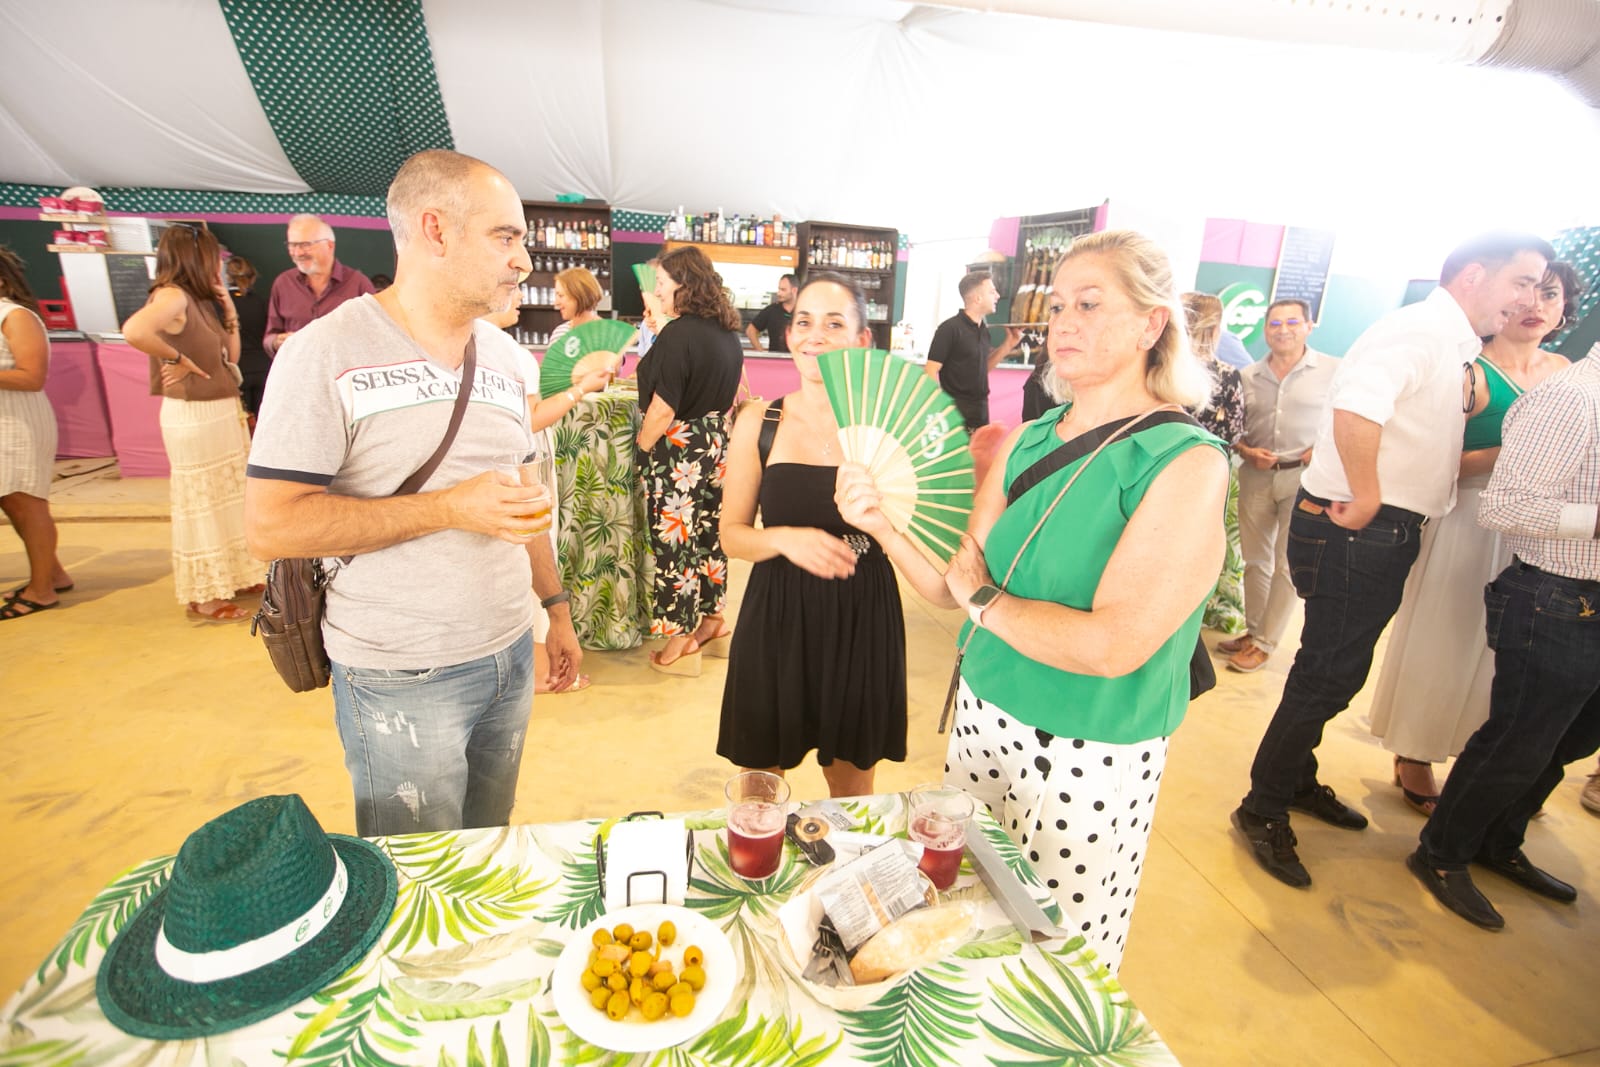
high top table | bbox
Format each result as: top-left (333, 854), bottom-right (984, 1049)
top-left (0, 794), bottom-right (1179, 1065)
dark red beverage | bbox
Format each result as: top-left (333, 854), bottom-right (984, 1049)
top-left (911, 812), bottom-right (966, 890)
top-left (727, 802), bottom-right (786, 878)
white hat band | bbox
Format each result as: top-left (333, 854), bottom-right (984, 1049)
top-left (153, 852), bottom-right (349, 984)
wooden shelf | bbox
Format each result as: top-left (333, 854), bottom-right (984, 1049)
top-left (40, 212), bottom-right (108, 224)
top-left (662, 240), bottom-right (799, 268)
top-left (48, 244), bottom-right (105, 254)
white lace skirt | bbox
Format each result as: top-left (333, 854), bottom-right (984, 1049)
top-left (159, 397), bottom-right (262, 604)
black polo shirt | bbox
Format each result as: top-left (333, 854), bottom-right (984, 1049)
top-left (928, 309), bottom-right (991, 430)
top-left (751, 301), bottom-right (792, 352)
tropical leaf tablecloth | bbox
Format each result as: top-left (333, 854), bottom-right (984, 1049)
top-left (552, 389), bottom-right (652, 650)
top-left (1, 797), bottom-right (1179, 1066)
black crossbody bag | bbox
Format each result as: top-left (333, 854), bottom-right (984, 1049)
top-left (251, 340), bottom-right (479, 692)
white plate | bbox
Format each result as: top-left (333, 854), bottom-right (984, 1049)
top-left (552, 903), bottom-right (739, 1053)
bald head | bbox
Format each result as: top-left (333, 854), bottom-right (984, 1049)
top-left (387, 149), bottom-right (499, 248)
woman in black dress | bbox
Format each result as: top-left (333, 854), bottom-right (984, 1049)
top-left (717, 274), bottom-right (907, 797)
top-left (637, 246), bottom-right (744, 675)
top-left (225, 256), bottom-right (269, 423)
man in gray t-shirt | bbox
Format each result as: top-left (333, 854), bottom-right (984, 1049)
top-left (246, 150), bottom-right (579, 836)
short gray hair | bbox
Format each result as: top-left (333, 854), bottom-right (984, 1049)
top-left (386, 150), bottom-right (489, 248)
top-left (287, 214), bottom-right (333, 241)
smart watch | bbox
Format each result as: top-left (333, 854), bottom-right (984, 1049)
top-left (967, 584), bottom-right (1003, 627)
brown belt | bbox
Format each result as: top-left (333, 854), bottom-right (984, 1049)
top-left (1271, 459), bottom-right (1304, 471)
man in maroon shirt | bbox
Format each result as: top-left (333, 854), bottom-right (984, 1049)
top-left (263, 214), bottom-right (376, 355)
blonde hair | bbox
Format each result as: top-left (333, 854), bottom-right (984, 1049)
top-left (1057, 230), bottom-right (1210, 408)
top-left (555, 267), bottom-right (601, 315)
top-left (1181, 292), bottom-right (1222, 361)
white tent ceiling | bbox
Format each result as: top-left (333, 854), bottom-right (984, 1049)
top-left (1, 0), bottom-right (1596, 244)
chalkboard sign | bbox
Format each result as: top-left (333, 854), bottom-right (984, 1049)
top-left (1271, 227), bottom-right (1336, 324)
top-left (106, 252), bottom-right (156, 327)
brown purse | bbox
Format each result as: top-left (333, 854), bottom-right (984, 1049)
top-left (251, 339), bottom-right (479, 691)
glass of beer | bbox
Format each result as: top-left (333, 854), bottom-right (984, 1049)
top-left (724, 771), bottom-right (790, 879)
top-left (908, 785), bottom-right (974, 890)
top-left (495, 441), bottom-right (554, 537)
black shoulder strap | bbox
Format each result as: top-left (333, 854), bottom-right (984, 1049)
top-left (756, 396), bottom-right (785, 469)
top-left (396, 336), bottom-right (477, 497)
top-left (1005, 409), bottom-right (1201, 506)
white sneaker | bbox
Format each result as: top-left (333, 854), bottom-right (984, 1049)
top-left (1582, 773), bottom-right (1600, 816)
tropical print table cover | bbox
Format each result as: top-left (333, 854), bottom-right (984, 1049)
top-left (552, 389), bottom-right (653, 650)
top-left (1, 796), bottom-right (1179, 1066)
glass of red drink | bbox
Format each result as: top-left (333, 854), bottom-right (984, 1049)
top-left (908, 785), bottom-right (975, 890)
top-left (724, 772), bottom-right (791, 879)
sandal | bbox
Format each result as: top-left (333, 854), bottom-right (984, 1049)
top-left (233, 584), bottom-right (266, 597)
top-left (7, 582), bottom-right (72, 600)
top-left (649, 639), bottom-right (702, 677)
top-left (0, 595), bottom-right (59, 621)
top-left (537, 674), bottom-right (592, 695)
top-left (188, 600), bottom-right (252, 622)
top-left (1392, 756), bottom-right (1439, 817)
top-left (693, 617), bottom-right (733, 659)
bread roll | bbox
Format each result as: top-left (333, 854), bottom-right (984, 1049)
top-left (848, 903), bottom-right (976, 985)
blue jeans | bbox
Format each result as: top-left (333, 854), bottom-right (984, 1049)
top-left (1243, 493), bottom-right (1426, 819)
top-left (1419, 561), bottom-right (1600, 869)
top-left (332, 630), bottom-right (534, 837)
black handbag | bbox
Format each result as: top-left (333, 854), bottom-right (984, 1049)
top-left (251, 339), bottom-right (478, 692)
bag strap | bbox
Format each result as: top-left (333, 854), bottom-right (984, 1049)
top-left (1006, 409), bottom-right (1200, 506)
top-left (396, 336), bottom-right (477, 497)
top-left (331, 335), bottom-right (478, 568)
top-left (756, 396), bottom-right (785, 469)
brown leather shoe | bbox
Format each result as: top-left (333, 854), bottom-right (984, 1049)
top-left (1227, 644), bottom-right (1270, 673)
top-left (1217, 633), bottom-right (1254, 655)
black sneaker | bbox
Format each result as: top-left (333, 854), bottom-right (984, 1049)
top-left (1232, 806), bottom-right (1311, 888)
top-left (1289, 784), bottom-right (1368, 830)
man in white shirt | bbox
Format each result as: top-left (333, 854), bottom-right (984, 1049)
top-left (1409, 344), bottom-right (1600, 929)
top-left (1233, 232), bottom-right (1553, 889)
top-left (1219, 299), bottom-right (1338, 673)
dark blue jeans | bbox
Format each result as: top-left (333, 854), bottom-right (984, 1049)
top-left (1419, 561), bottom-right (1600, 869)
top-left (1242, 493), bottom-right (1426, 819)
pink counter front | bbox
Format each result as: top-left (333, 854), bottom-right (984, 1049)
top-left (92, 342), bottom-right (169, 477)
top-left (42, 339), bottom-right (114, 458)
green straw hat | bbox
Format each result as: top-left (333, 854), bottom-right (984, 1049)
top-left (97, 794), bottom-right (397, 1038)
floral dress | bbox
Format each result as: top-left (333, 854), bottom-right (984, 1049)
top-left (1192, 365), bottom-right (1246, 634)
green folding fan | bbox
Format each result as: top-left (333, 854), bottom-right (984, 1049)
top-left (817, 348), bottom-right (975, 566)
top-left (539, 319), bottom-right (637, 399)
top-left (632, 261), bottom-right (657, 295)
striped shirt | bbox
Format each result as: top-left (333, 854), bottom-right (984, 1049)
top-left (1478, 344), bottom-right (1600, 581)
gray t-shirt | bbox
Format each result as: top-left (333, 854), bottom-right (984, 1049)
top-left (248, 295), bottom-right (535, 668)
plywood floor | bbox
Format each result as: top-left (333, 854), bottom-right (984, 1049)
top-left (3, 468), bottom-right (1598, 1066)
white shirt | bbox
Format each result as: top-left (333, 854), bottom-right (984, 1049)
top-left (1300, 287), bottom-right (1476, 517)
top-left (1478, 344), bottom-right (1600, 581)
top-left (1238, 347), bottom-right (1338, 460)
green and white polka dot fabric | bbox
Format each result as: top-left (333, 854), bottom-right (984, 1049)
top-left (612, 210), bottom-right (667, 235)
top-left (2, 181), bottom-right (386, 218)
top-left (1552, 227), bottom-right (1599, 354)
top-left (217, 0), bottom-right (453, 196)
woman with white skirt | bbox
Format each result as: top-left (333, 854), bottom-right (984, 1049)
top-left (0, 246), bottom-right (73, 619)
top-left (1369, 262), bottom-right (1583, 811)
top-left (123, 226), bottom-right (261, 621)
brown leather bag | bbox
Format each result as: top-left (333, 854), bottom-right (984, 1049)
top-left (251, 339), bottom-right (479, 691)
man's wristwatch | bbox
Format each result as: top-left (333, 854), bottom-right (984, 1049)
top-left (967, 584), bottom-right (1003, 628)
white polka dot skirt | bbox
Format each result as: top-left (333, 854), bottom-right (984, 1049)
top-left (945, 676), bottom-right (1167, 974)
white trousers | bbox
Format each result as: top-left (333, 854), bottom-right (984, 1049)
top-left (1237, 465), bottom-right (1303, 654)
top-left (944, 677), bottom-right (1168, 974)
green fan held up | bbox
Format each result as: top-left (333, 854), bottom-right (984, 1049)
top-left (540, 318), bottom-right (637, 400)
top-left (816, 347), bottom-right (975, 566)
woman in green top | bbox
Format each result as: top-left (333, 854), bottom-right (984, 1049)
top-left (838, 230), bottom-right (1229, 972)
top-left (1369, 262), bottom-right (1582, 811)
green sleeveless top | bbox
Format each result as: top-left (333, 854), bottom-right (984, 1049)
top-left (959, 407), bottom-right (1226, 744)
top-left (1463, 357), bottom-right (1523, 451)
